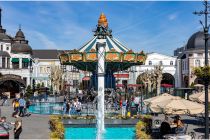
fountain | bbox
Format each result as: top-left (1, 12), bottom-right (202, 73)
top-left (96, 42), bottom-right (106, 139)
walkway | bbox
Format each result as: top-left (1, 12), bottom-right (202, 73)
top-left (0, 101), bottom-right (50, 139)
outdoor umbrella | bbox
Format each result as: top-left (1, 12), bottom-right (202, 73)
top-left (155, 97), bottom-right (204, 115)
top-left (189, 92), bottom-right (210, 103)
top-left (144, 93), bottom-right (181, 113)
top-left (143, 93), bottom-right (176, 106)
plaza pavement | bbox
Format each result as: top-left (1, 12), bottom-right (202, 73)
top-left (0, 99), bottom-right (209, 139)
top-left (0, 100), bottom-right (50, 139)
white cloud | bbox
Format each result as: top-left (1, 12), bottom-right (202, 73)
top-left (32, 31), bottom-right (58, 49)
top-left (168, 13), bottom-right (177, 21)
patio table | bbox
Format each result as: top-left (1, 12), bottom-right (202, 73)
top-left (163, 134), bottom-right (191, 140)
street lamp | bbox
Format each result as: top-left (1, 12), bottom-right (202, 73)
top-left (194, 0), bottom-right (210, 138)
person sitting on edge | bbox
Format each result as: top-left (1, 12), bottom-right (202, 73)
top-left (0, 116), bottom-right (12, 131)
top-left (173, 115), bottom-right (184, 128)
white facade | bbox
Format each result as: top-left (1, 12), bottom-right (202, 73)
top-left (32, 56), bottom-right (80, 92)
top-left (0, 40), bottom-right (32, 87)
top-left (32, 58), bottom-right (60, 87)
top-left (128, 52), bottom-right (179, 87)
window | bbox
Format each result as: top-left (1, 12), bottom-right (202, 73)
top-left (159, 61), bottom-right (163, 65)
top-left (189, 54), bottom-right (193, 57)
top-left (12, 62), bottom-right (19, 69)
top-left (73, 80), bottom-right (79, 88)
top-left (197, 53), bottom-right (203, 57)
top-left (182, 62), bottom-right (185, 70)
top-left (22, 62), bottom-right (29, 69)
top-left (40, 67), bottom-right (44, 73)
top-left (170, 61), bottom-right (173, 65)
top-left (47, 67), bottom-right (51, 73)
top-left (7, 58), bottom-right (10, 68)
top-left (23, 77), bottom-right (27, 84)
top-left (6, 47), bottom-right (9, 50)
top-left (71, 66), bottom-right (79, 72)
top-left (195, 60), bottom-right (201, 67)
top-left (0, 45), bottom-right (3, 51)
top-left (61, 65), bottom-right (66, 72)
top-left (2, 58), bottom-right (5, 68)
top-left (149, 61), bottom-right (152, 65)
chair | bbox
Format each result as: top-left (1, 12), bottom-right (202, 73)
top-left (198, 135), bottom-right (205, 139)
top-left (187, 132), bottom-right (196, 139)
top-left (160, 122), bottom-right (172, 138)
top-left (195, 115), bottom-right (205, 126)
top-left (175, 124), bottom-right (188, 134)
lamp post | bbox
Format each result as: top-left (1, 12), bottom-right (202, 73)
top-left (194, 0), bottom-right (209, 138)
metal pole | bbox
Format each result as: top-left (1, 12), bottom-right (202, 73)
top-left (204, 1), bottom-right (209, 138)
top-left (0, 8), bottom-right (2, 27)
top-left (194, 1), bottom-right (209, 138)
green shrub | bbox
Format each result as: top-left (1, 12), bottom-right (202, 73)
top-left (136, 115), bottom-right (152, 139)
top-left (49, 115), bottom-right (64, 139)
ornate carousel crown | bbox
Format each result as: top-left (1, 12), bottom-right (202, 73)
top-left (94, 13), bottom-right (112, 39)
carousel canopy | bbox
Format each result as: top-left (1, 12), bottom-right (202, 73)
top-left (78, 36), bottom-right (129, 53)
top-left (59, 13), bottom-right (146, 72)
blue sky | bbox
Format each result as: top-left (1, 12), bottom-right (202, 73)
top-left (0, 1), bottom-right (204, 55)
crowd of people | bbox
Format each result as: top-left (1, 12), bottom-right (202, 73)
top-left (12, 94), bottom-right (31, 118)
top-left (63, 97), bottom-right (82, 116)
top-left (62, 87), bottom-right (144, 117)
top-left (0, 93), bottom-right (31, 139)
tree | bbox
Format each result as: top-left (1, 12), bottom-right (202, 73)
top-left (153, 65), bottom-right (163, 96)
top-left (36, 83), bottom-right (41, 89)
top-left (41, 82), bottom-right (45, 87)
top-left (25, 85), bottom-right (33, 98)
top-left (193, 66), bottom-right (210, 84)
top-left (50, 65), bottom-right (64, 93)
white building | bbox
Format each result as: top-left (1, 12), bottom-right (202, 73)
top-left (128, 52), bottom-right (178, 87)
top-left (0, 8), bottom-right (33, 97)
top-left (32, 50), bottom-right (80, 93)
top-left (175, 31), bottom-right (210, 87)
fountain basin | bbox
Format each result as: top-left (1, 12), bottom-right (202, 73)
top-left (28, 102), bottom-right (63, 115)
top-left (64, 125), bottom-right (135, 139)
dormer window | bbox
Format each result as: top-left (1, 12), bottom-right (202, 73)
top-left (170, 61), bottom-right (173, 65)
top-left (149, 61), bottom-right (152, 65)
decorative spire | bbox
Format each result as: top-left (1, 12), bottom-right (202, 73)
top-left (19, 24), bottom-right (21, 31)
top-left (94, 13), bottom-right (112, 39)
top-left (98, 13), bottom-right (108, 28)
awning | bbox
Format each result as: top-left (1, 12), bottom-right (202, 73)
top-left (82, 76), bottom-right (90, 81)
top-left (22, 58), bottom-right (30, 63)
top-left (11, 58), bottom-right (19, 63)
top-left (114, 74), bottom-right (129, 78)
top-left (128, 84), bottom-right (143, 87)
top-left (116, 84), bottom-right (124, 87)
top-left (161, 84), bottom-right (173, 88)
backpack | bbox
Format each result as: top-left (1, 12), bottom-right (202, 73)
top-left (131, 102), bottom-right (135, 107)
top-left (122, 101), bottom-right (127, 106)
top-left (15, 101), bottom-right (19, 108)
